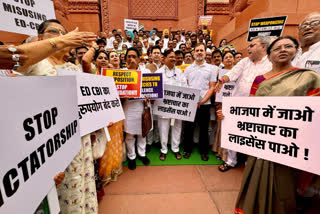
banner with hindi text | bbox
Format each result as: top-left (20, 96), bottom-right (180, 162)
top-left (222, 97), bottom-right (320, 175)
top-left (57, 70), bottom-right (125, 136)
top-left (153, 84), bottom-right (200, 122)
top-left (215, 69), bottom-right (236, 102)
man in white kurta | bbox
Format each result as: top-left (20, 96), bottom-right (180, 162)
top-left (215, 36), bottom-right (273, 171)
top-left (146, 46), bottom-right (163, 151)
top-left (156, 49), bottom-right (187, 160)
top-left (293, 12), bottom-right (320, 74)
top-left (123, 47), bottom-right (151, 170)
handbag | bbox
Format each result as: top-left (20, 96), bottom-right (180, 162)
top-left (91, 129), bottom-right (108, 160)
top-left (142, 100), bottom-right (152, 137)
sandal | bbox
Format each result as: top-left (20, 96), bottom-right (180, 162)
top-left (183, 152), bottom-right (191, 159)
top-left (218, 163), bottom-right (234, 172)
top-left (159, 153), bottom-right (166, 161)
top-left (174, 152), bottom-right (182, 160)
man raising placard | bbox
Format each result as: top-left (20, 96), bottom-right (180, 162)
top-left (215, 36), bottom-right (273, 172)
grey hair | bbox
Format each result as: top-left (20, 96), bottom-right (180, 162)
top-left (252, 36), bottom-right (278, 48)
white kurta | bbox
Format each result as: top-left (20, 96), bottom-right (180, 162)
top-left (225, 56), bottom-right (272, 97)
top-left (292, 41), bottom-right (320, 73)
top-left (123, 66), bottom-right (151, 135)
top-left (156, 65), bottom-right (187, 153)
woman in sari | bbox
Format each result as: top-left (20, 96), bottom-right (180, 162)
top-left (82, 43), bottom-right (110, 75)
top-left (213, 51), bottom-right (235, 164)
top-left (218, 36), bottom-right (320, 214)
top-left (98, 51), bottom-right (125, 185)
top-left (83, 49), bottom-right (125, 186)
top-left (19, 19), bottom-right (99, 213)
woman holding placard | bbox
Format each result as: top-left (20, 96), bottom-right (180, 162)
top-left (218, 36), bottom-right (320, 214)
top-left (22, 19), bottom-right (99, 214)
top-left (213, 51), bottom-right (235, 167)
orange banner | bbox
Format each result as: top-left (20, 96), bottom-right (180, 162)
top-left (198, 16), bottom-right (213, 26)
top-left (176, 64), bottom-right (191, 73)
top-left (102, 69), bottom-right (142, 98)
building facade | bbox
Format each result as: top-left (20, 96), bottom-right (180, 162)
top-left (0, 0), bottom-right (319, 54)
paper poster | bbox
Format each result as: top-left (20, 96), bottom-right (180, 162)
top-left (153, 84), bottom-right (200, 122)
top-left (176, 64), bottom-right (191, 73)
top-left (247, 16), bottom-right (287, 41)
top-left (0, 0), bottom-right (56, 36)
top-left (102, 69), bottom-right (142, 98)
top-left (222, 97), bottom-right (320, 175)
top-left (57, 70), bottom-right (125, 137)
top-left (135, 73), bottom-right (163, 100)
top-left (0, 76), bottom-right (80, 214)
top-left (215, 69), bottom-right (236, 102)
top-left (124, 19), bottom-right (139, 31)
top-left (198, 16), bottom-right (213, 26)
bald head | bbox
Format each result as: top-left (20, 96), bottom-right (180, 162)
top-left (298, 12), bottom-right (320, 48)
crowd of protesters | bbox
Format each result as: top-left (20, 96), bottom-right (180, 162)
top-left (0, 11), bottom-right (319, 214)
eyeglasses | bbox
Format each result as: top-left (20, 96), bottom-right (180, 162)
top-left (44, 28), bottom-right (67, 35)
top-left (248, 43), bottom-right (257, 48)
top-left (299, 20), bottom-right (320, 30)
top-left (271, 44), bottom-right (295, 52)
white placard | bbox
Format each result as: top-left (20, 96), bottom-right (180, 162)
top-left (0, 76), bottom-right (80, 214)
top-left (0, 0), bottom-right (56, 36)
top-left (153, 84), bottom-right (200, 122)
top-left (215, 69), bottom-right (236, 102)
top-left (57, 70), bottom-right (125, 137)
top-left (222, 97), bottom-right (320, 175)
top-left (124, 19), bottom-right (139, 31)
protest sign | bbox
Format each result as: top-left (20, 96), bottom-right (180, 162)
top-left (57, 70), bottom-right (125, 137)
top-left (136, 73), bottom-right (163, 100)
top-left (198, 16), bottom-right (213, 26)
top-left (102, 69), bottom-right (142, 98)
top-left (176, 64), bottom-right (190, 73)
top-left (0, 0), bottom-right (56, 36)
top-left (116, 50), bottom-right (126, 55)
top-left (215, 69), bottom-right (236, 102)
top-left (247, 16), bottom-right (287, 41)
top-left (139, 23), bottom-right (145, 31)
top-left (0, 76), bottom-right (80, 214)
top-left (222, 97), bottom-right (320, 175)
top-left (124, 19), bottom-right (139, 31)
top-left (153, 84), bottom-right (200, 122)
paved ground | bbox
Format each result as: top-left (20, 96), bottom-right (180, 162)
top-left (98, 164), bottom-right (244, 214)
top-left (99, 164), bottom-right (320, 214)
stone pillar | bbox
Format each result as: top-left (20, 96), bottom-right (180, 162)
top-left (67, 0), bottom-right (100, 32)
top-left (100, 0), bottom-right (110, 33)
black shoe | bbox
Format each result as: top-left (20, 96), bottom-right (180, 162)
top-left (138, 156), bottom-right (150, 166)
top-left (128, 158), bottom-right (136, 170)
top-left (146, 144), bottom-right (151, 153)
top-left (183, 152), bottom-right (191, 159)
top-left (201, 154), bottom-right (209, 161)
